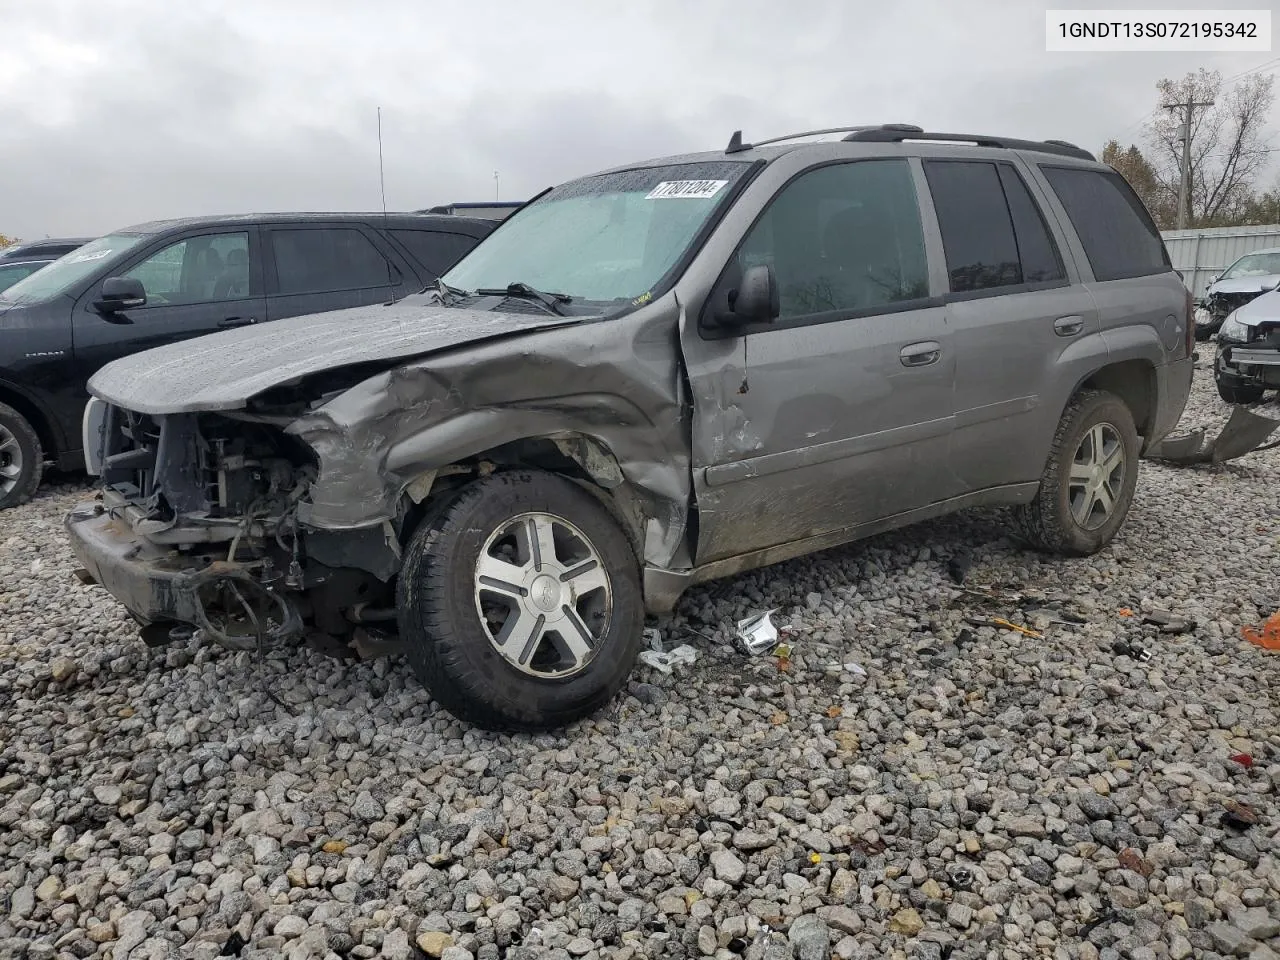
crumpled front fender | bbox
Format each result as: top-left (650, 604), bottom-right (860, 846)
top-left (286, 307), bottom-right (692, 569)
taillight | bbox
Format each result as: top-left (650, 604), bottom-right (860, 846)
top-left (1185, 288), bottom-right (1195, 358)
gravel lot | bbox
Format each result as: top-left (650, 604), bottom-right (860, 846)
top-left (1, 367), bottom-right (1277, 960)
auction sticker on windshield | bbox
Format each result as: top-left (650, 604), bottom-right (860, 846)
top-left (645, 180), bottom-right (728, 200)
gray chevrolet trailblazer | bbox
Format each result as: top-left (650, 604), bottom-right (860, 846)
top-left (67, 125), bottom-right (1194, 729)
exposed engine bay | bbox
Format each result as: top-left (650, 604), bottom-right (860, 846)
top-left (84, 402), bottom-right (405, 654)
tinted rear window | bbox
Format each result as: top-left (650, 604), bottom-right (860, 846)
top-left (390, 229), bottom-right (479, 276)
top-left (925, 161), bottom-right (1022, 292)
top-left (924, 160), bottom-right (1066, 294)
top-left (1041, 167), bottom-right (1170, 282)
top-left (271, 228), bottom-right (391, 295)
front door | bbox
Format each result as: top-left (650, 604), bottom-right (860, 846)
top-left (72, 228), bottom-right (265, 380)
top-left (682, 158), bottom-right (958, 564)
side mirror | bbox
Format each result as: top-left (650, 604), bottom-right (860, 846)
top-left (719, 264), bottom-right (780, 328)
top-left (95, 277), bottom-right (146, 315)
top-left (1263, 277), bottom-right (1280, 292)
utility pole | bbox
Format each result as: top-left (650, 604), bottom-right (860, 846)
top-left (1162, 98), bottom-right (1214, 229)
top-left (494, 171), bottom-right (500, 201)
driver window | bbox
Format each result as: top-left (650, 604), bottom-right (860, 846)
top-left (737, 160), bottom-right (929, 321)
top-left (123, 232), bottom-right (250, 305)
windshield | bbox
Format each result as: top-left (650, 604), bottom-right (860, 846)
top-left (1222, 252), bottom-right (1280, 280)
top-left (0, 261), bottom-right (49, 293)
top-left (442, 161), bottom-right (751, 306)
top-left (0, 234), bottom-right (143, 303)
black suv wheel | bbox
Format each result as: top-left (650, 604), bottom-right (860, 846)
top-left (0, 402), bottom-right (42, 510)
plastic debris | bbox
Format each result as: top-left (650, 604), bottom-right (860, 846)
top-left (948, 866), bottom-right (973, 889)
top-left (638, 644), bottom-right (698, 674)
top-left (1118, 608), bottom-right (1135, 617)
top-left (1112, 640), bottom-right (1152, 662)
top-left (643, 627), bottom-right (664, 652)
top-left (1243, 611), bottom-right (1280, 650)
top-left (989, 617), bottom-right (1044, 640)
top-left (1144, 403), bottom-right (1280, 465)
top-left (736, 608), bottom-right (781, 655)
top-left (1143, 610), bottom-right (1194, 633)
top-left (773, 641), bottom-right (794, 660)
top-left (1229, 753), bottom-right (1254, 769)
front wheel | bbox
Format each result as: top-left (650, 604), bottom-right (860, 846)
top-left (0, 402), bottom-right (43, 510)
top-left (397, 470), bottom-right (644, 730)
top-left (1014, 390), bottom-right (1139, 556)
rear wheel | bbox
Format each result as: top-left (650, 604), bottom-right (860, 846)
top-left (0, 402), bottom-right (42, 510)
top-left (1015, 390), bottom-right (1139, 556)
top-left (397, 470), bottom-right (643, 730)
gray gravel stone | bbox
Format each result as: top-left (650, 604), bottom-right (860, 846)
top-left (1, 374), bottom-right (1277, 960)
top-left (711, 849), bottom-right (746, 884)
top-left (787, 915), bottom-right (831, 960)
top-left (1206, 921), bottom-right (1251, 956)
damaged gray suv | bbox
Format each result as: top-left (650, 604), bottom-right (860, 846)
top-left (67, 124), bottom-right (1194, 729)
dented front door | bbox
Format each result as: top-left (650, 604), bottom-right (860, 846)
top-left (685, 305), bottom-right (955, 564)
top-left (679, 157), bottom-right (957, 565)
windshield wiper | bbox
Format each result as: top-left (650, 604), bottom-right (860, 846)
top-left (476, 282), bottom-right (571, 316)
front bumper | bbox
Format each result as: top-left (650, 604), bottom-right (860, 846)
top-left (1218, 343), bottom-right (1280, 388)
top-left (66, 501), bottom-right (209, 627)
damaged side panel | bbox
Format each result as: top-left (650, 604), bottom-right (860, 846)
top-left (286, 306), bottom-right (692, 572)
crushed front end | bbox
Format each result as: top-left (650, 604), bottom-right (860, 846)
top-left (1218, 318), bottom-right (1280, 392)
top-left (68, 402), bottom-right (332, 650)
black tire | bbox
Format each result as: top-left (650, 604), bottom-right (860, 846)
top-left (397, 470), bottom-right (644, 730)
top-left (1216, 378), bottom-right (1265, 405)
top-left (1014, 390), bottom-right (1139, 556)
top-left (0, 402), bottom-right (43, 510)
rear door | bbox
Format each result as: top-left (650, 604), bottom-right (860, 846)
top-left (682, 156), bottom-right (957, 564)
top-left (926, 157), bottom-right (1097, 490)
top-left (72, 227), bottom-right (265, 380)
top-left (263, 223), bottom-right (416, 321)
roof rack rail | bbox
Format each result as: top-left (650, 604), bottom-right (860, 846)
top-left (725, 124), bottom-right (924, 154)
top-left (841, 128), bottom-right (1095, 161)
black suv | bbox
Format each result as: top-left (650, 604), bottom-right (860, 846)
top-left (0, 212), bottom-right (493, 508)
top-left (0, 237), bottom-right (94, 262)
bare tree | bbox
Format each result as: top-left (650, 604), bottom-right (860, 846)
top-left (1145, 69), bottom-right (1276, 227)
top-left (1101, 140), bottom-right (1174, 227)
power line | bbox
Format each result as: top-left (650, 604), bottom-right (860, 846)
top-left (1114, 58), bottom-right (1280, 142)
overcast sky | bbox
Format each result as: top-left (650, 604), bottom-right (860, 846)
top-left (2, 0), bottom-right (1276, 239)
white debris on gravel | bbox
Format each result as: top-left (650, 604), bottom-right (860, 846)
top-left (0, 366), bottom-right (1277, 960)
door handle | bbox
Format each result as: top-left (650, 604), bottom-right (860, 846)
top-left (900, 341), bottom-right (941, 367)
top-left (1054, 315), bottom-right (1084, 337)
top-left (218, 316), bottom-right (257, 329)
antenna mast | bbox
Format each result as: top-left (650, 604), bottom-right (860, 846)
top-left (377, 107), bottom-right (388, 216)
